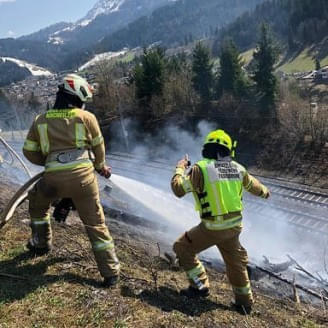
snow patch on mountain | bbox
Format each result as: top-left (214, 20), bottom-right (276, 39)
top-left (30, 0), bottom-right (176, 45)
top-left (83, 0), bottom-right (125, 22)
top-left (46, 0), bottom-right (126, 43)
top-left (79, 49), bottom-right (128, 71)
top-left (1, 57), bottom-right (53, 76)
top-left (48, 36), bottom-right (64, 45)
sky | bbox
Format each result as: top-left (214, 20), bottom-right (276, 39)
top-left (0, 0), bottom-right (98, 38)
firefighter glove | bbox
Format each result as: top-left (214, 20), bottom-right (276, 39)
top-left (97, 165), bottom-right (112, 179)
top-left (53, 198), bottom-right (75, 223)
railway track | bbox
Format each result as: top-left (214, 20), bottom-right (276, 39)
top-left (1, 144), bottom-right (328, 236)
top-left (108, 152), bottom-right (328, 236)
top-left (256, 176), bottom-right (328, 208)
top-left (245, 198), bottom-right (328, 236)
top-left (109, 151), bottom-right (328, 204)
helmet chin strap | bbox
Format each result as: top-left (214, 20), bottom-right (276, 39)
top-left (231, 140), bottom-right (238, 158)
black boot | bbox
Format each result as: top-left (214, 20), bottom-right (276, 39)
top-left (180, 286), bottom-right (210, 298)
top-left (102, 275), bottom-right (120, 288)
top-left (231, 302), bottom-right (252, 315)
top-left (26, 240), bottom-right (52, 256)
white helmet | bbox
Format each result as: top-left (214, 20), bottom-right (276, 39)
top-left (62, 74), bottom-right (93, 102)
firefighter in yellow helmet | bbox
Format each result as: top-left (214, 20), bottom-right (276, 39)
top-left (22, 73), bottom-right (120, 287)
top-left (171, 129), bottom-right (270, 314)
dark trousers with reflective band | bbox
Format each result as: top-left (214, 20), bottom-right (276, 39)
top-left (173, 223), bottom-right (253, 306)
top-left (28, 166), bottom-right (120, 278)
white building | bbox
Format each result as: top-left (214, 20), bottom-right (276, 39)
top-left (317, 66), bottom-right (328, 80)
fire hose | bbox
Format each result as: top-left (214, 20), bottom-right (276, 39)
top-left (0, 172), bottom-right (43, 230)
top-left (0, 135), bottom-right (32, 178)
top-left (0, 170), bottom-right (114, 230)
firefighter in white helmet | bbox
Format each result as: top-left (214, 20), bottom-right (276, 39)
top-left (23, 73), bottom-right (120, 287)
top-left (171, 129), bottom-right (270, 314)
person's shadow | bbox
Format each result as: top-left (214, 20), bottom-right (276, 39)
top-left (0, 251), bottom-right (100, 303)
top-left (121, 285), bottom-right (230, 316)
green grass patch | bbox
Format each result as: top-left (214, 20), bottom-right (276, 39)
top-left (298, 318), bottom-right (321, 328)
top-left (240, 48), bottom-right (255, 65)
top-left (114, 319), bottom-right (129, 328)
top-left (46, 295), bottom-right (65, 307)
top-left (211, 48), bottom-right (254, 69)
top-left (118, 52), bottom-right (135, 63)
top-left (6, 245), bottom-right (25, 258)
top-left (278, 48), bottom-right (328, 73)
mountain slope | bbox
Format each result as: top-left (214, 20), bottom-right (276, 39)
top-left (214, 0), bottom-right (328, 56)
top-left (97, 0), bottom-right (265, 52)
top-left (0, 0), bottom-right (175, 74)
top-left (19, 22), bottom-right (73, 44)
top-left (20, 0), bottom-right (174, 49)
top-left (0, 60), bottom-right (31, 87)
top-left (0, 38), bottom-right (64, 71)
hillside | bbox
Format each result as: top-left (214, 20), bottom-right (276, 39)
top-left (19, 0), bottom-right (172, 49)
top-left (0, 0), bottom-right (265, 76)
top-left (278, 41), bottom-right (328, 73)
top-left (0, 38), bottom-right (66, 71)
top-left (0, 0), bottom-right (173, 73)
top-left (216, 0), bottom-right (328, 50)
top-left (0, 60), bottom-right (31, 87)
top-left (215, 0), bottom-right (328, 71)
top-left (97, 0), bottom-right (264, 52)
top-left (0, 180), bottom-right (327, 328)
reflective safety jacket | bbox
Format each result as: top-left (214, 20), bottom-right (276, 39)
top-left (23, 108), bottom-right (106, 172)
top-left (171, 158), bottom-right (269, 230)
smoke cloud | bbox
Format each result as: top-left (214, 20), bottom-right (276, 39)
top-left (108, 119), bottom-right (328, 283)
top-left (1, 119), bottom-right (327, 288)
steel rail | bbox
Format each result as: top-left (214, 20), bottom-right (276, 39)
top-left (108, 152), bottom-right (328, 207)
top-left (1, 142), bottom-right (327, 236)
top-left (107, 152), bottom-right (328, 236)
top-left (245, 199), bottom-right (328, 235)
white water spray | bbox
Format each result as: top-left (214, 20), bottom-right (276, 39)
top-left (108, 173), bottom-right (328, 281)
top-left (110, 174), bottom-right (198, 235)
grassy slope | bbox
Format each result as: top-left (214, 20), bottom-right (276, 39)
top-left (0, 182), bottom-right (327, 328)
top-left (240, 48), bottom-right (255, 66)
top-left (279, 48), bottom-right (328, 73)
top-left (240, 45), bottom-right (328, 73)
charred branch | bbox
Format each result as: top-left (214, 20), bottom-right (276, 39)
top-left (256, 265), bottom-right (328, 302)
top-left (287, 254), bottom-right (328, 289)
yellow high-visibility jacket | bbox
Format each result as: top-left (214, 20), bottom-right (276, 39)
top-left (171, 159), bottom-right (269, 229)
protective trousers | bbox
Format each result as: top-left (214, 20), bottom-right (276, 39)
top-left (28, 166), bottom-right (120, 278)
top-left (173, 223), bottom-right (253, 306)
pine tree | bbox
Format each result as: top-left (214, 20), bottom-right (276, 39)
top-left (191, 42), bottom-right (214, 104)
top-left (252, 23), bottom-right (280, 115)
top-left (314, 57), bottom-right (321, 71)
top-left (217, 39), bottom-right (248, 98)
top-left (133, 47), bottom-right (166, 131)
top-left (134, 47), bottom-right (165, 104)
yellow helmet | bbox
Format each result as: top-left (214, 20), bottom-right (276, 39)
top-left (204, 129), bottom-right (237, 157)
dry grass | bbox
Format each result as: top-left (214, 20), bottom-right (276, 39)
top-left (0, 182), bottom-right (327, 328)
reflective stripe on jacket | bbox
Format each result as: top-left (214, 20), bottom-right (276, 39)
top-left (192, 159), bottom-right (244, 230)
top-left (23, 108), bottom-right (105, 171)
